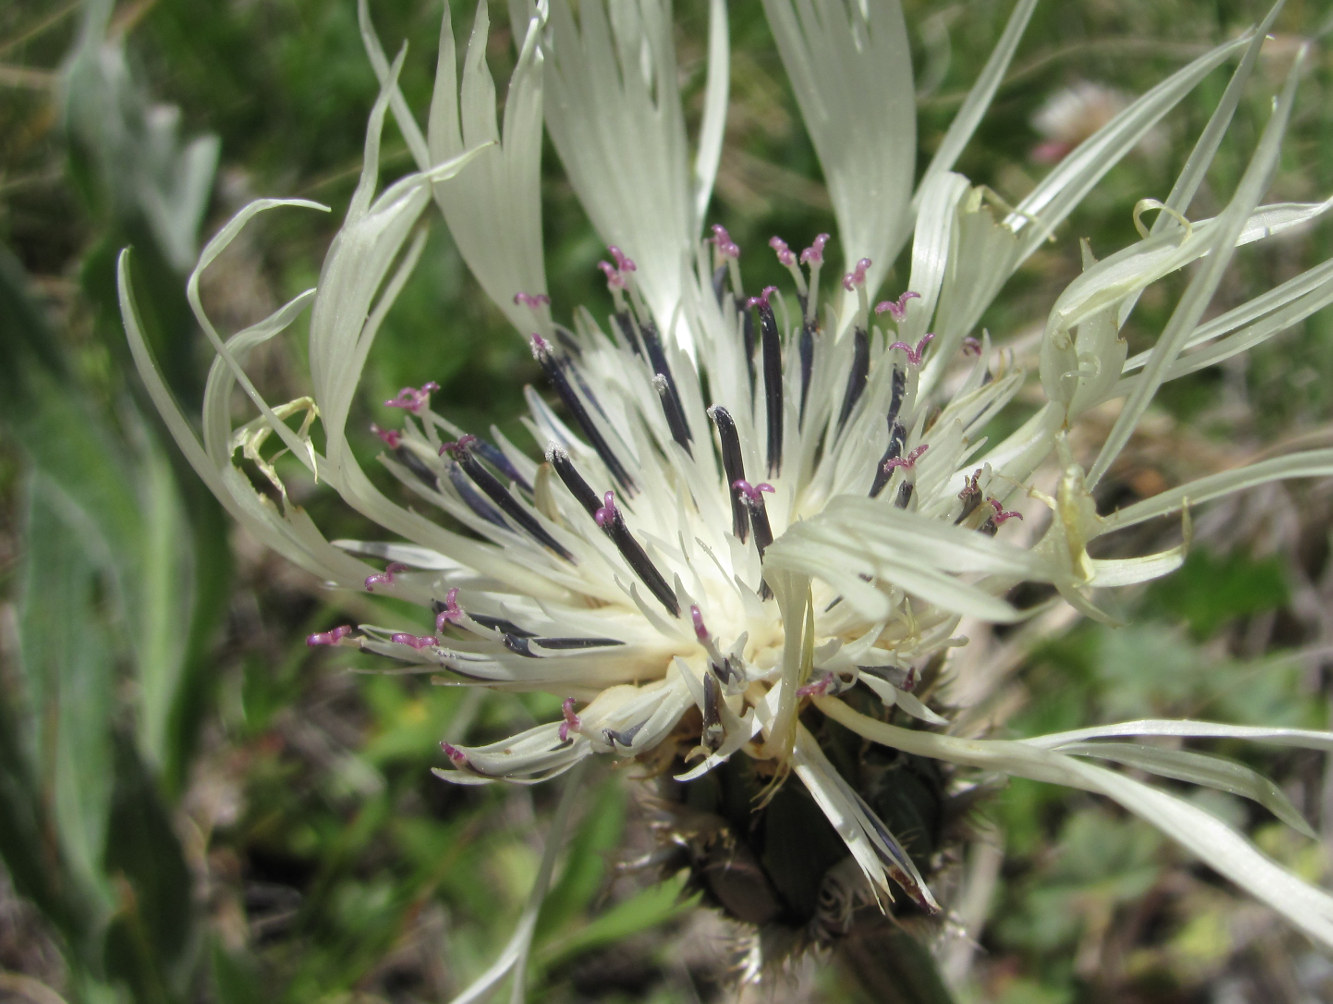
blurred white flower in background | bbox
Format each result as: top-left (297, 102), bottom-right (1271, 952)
top-left (120, 0), bottom-right (1333, 992)
top-left (1030, 80), bottom-right (1142, 164)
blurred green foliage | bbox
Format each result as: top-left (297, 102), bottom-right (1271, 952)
top-left (1, 0), bottom-right (1331, 1002)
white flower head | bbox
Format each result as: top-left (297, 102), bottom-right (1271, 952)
top-left (122, 0), bottom-right (1333, 962)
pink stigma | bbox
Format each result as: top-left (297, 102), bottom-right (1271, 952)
top-left (841, 257), bottom-right (872, 291)
top-left (594, 491), bottom-right (619, 528)
top-left (435, 587), bottom-right (463, 632)
top-left (597, 247), bottom-right (636, 291)
top-left (608, 246), bottom-right (636, 273)
top-left (797, 675), bottom-right (833, 698)
top-left (888, 332), bottom-right (935, 366)
top-left (882, 444), bottom-right (929, 474)
top-left (958, 469), bottom-right (982, 500)
top-left (962, 337), bottom-right (982, 356)
top-left (513, 292), bottom-right (550, 309)
top-left (385, 381), bottom-right (440, 413)
top-left (371, 424), bottom-right (402, 449)
top-left (987, 498), bottom-right (1024, 525)
top-left (732, 479), bottom-right (775, 505)
top-left (800, 233), bottom-right (830, 265)
top-left (364, 562), bottom-right (407, 592)
top-left (597, 260), bottom-right (626, 290)
top-left (440, 742), bottom-right (468, 767)
top-left (529, 332), bottom-right (551, 357)
top-left (708, 224), bottom-right (740, 259)
top-left (690, 604), bottom-right (709, 642)
top-left (307, 624), bottom-right (354, 647)
top-left (769, 236), bottom-right (795, 267)
top-left (559, 698), bottom-right (581, 742)
top-left (874, 290), bottom-right (920, 322)
top-left (745, 285), bottom-right (778, 309)
top-left (439, 433), bottom-right (478, 457)
top-left (391, 632), bottom-right (439, 650)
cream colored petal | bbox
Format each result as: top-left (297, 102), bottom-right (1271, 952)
top-left (427, 0), bottom-right (548, 331)
top-left (762, 0), bottom-right (914, 305)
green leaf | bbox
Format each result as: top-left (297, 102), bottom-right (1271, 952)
top-left (101, 732), bottom-right (194, 1000)
top-left (15, 473), bottom-right (119, 918)
top-left (537, 877), bottom-right (694, 971)
top-left (3, 240), bottom-right (228, 790)
top-left (0, 669), bottom-right (97, 958)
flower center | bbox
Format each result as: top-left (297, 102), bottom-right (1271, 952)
top-left (311, 226), bottom-right (1027, 780)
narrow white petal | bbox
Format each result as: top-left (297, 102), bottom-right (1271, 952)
top-left (1011, 33), bottom-right (1250, 261)
top-left (762, 0), bottom-right (915, 300)
top-left (1089, 54), bottom-right (1309, 487)
top-left (541, 0), bottom-right (697, 343)
top-left (895, 170), bottom-right (970, 352)
top-left (1102, 450), bottom-right (1333, 532)
top-left (916, 0), bottom-right (1037, 204)
top-left (1085, 548), bottom-right (1184, 589)
top-left (1114, 4), bottom-right (1280, 325)
top-left (356, 0), bottom-right (431, 170)
top-left (818, 697), bottom-right (1333, 947)
top-left (766, 497), bottom-right (1048, 622)
top-left (1029, 720), bottom-right (1333, 752)
top-left (692, 0), bottom-right (729, 225)
top-left (921, 185), bottom-right (1021, 383)
top-left (436, 722), bottom-right (590, 784)
top-left (200, 293), bottom-right (318, 464)
top-left (1046, 202), bottom-right (1333, 357)
top-left (1121, 258), bottom-right (1333, 383)
top-left (1061, 742), bottom-right (1315, 838)
top-left (309, 149), bottom-right (485, 459)
top-left (1075, 764), bottom-right (1333, 948)
top-left (790, 725), bottom-right (939, 911)
top-left (428, 0), bottom-right (548, 331)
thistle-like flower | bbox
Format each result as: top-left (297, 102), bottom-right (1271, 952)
top-left (121, 0), bottom-right (1333, 980)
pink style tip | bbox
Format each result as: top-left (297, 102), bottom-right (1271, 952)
top-left (307, 625), bottom-right (354, 647)
top-left (799, 233), bottom-right (830, 265)
top-left (364, 562), bottom-right (408, 592)
top-left (435, 587), bottom-right (464, 633)
top-left (732, 479), bottom-right (775, 505)
top-left (882, 444), bottom-right (929, 474)
top-left (987, 498), bottom-right (1023, 525)
top-left (796, 675), bottom-right (833, 698)
top-left (607, 246), bottom-right (636, 273)
top-left (440, 742), bottom-right (468, 766)
top-left (887, 333), bottom-right (935, 366)
top-left (841, 257), bottom-right (872, 292)
top-left (690, 604), bottom-right (710, 642)
top-left (745, 285), bottom-right (778, 309)
top-left (873, 290), bottom-right (920, 322)
top-left (594, 490), bottom-right (619, 528)
top-left (384, 382), bottom-right (440, 413)
top-left (708, 224), bottom-right (740, 259)
top-left (558, 698), bottom-right (581, 742)
top-left (391, 632), bottom-right (439, 650)
top-left (439, 434), bottom-right (478, 458)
